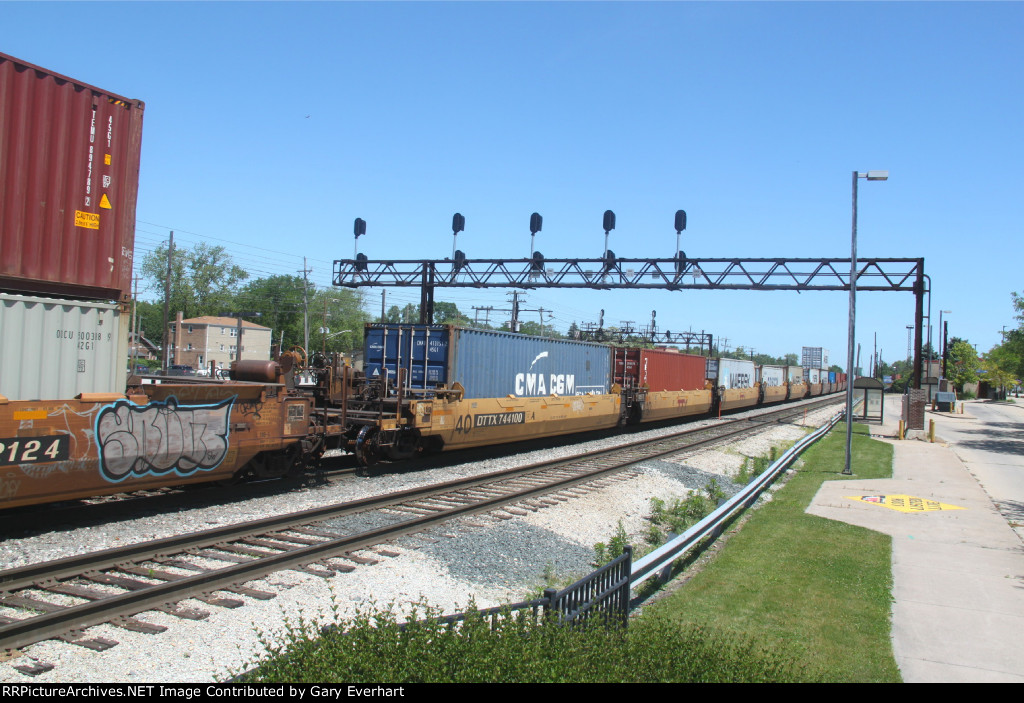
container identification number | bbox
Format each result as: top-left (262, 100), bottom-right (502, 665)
top-left (454, 412), bottom-right (527, 434)
top-left (0, 436), bottom-right (70, 466)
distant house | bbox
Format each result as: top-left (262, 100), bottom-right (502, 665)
top-left (167, 315), bottom-right (272, 372)
top-left (128, 332), bottom-right (161, 361)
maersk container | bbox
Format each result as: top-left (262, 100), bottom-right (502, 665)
top-left (758, 365), bottom-right (786, 387)
top-left (364, 324), bottom-right (612, 399)
top-left (717, 358), bottom-right (756, 389)
top-left (0, 293), bottom-right (129, 400)
top-left (613, 347), bottom-right (706, 391)
top-left (0, 52), bottom-right (145, 302)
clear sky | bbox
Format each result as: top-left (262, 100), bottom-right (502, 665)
top-left (5, 1), bottom-right (1022, 368)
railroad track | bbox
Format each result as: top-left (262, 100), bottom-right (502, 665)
top-left (0, 396), bottom-right (840, 674)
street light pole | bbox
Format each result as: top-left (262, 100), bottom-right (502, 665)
top-left (845, 170), bottom-right (889, 476)
top-left (939, 310), bottom-right (951, 378)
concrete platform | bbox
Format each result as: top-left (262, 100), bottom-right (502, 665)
top-left (806, 400), bottom-right (1024, 682)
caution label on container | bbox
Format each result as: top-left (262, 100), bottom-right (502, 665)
top-left (847, 494), bottom-right (965, 512)
top-left (75, 210), bottom-right (100, 229)
top-left (99, 194), bottom-right (112, 209)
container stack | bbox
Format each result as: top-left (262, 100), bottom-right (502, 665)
top-left (0, 52), bottom-right (145, 400)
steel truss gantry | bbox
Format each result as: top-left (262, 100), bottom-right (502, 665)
top-left (333, 256), bottom-right (927, 387)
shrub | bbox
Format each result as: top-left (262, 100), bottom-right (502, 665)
top-left (235, 601), bottom-right (821, 683)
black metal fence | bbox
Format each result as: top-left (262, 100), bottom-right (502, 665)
top-left (545, 545), bottom-right (632, 629)
top-left (416, 546), bottom-right (634, 634)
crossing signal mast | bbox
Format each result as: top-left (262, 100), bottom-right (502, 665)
top-left (340, 211), bottom-right (927, 388)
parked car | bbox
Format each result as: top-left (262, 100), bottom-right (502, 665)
top-left (166, 365), bottom-right (195, 376)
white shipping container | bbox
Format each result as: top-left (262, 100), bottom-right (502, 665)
top-left (804, 367), bottom-right (822, 384)
top-left (718, 358), bottom-right (756, 389)
top-left (0, 293), bottom-right (129, 400)
top-left (758, 365), bottom-right (786, 387)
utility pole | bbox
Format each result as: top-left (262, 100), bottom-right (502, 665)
top-left (473, 305), bottom-right (494, 326)
top-left (299, 258), bottom-right (312, 354)
top-left (131, 275), bottom-right (140, 371)
top-left (509, 291), bottom-right (520, 333)
top-left (162, 231), bottom-right (173, 371)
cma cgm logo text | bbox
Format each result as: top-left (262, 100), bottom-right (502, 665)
top-left (514, 351), bottom-right (577, 396)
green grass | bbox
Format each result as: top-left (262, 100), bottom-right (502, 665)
top-left (641, 422), bottom-right (901, 682)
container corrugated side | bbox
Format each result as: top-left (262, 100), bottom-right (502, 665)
top-left (363, 324), bottom-right (451, 387)
top-left (638, 349), bottom-right (706, 391)
top-left (451, 328), bottom-right (611, 399)
top-left (718, 358), bottom-right (756, 389)
top-left (804, 367), bottom-right (821, 384)
top-left (786, 366), bottom-right (804, 383)
top-left (759, 365), bottom-right (786, 387)
top-left (0, 293), bottom-right (129, 400)
top-left (0, 52), bottom-right (144, 302)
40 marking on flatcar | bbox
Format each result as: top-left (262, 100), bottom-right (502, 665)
top-left (0, 435), bottom-right (70, 466)
top-left (453, 411), bottom-right (528, 434)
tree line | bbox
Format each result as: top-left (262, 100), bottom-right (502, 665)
top-left (135, 242), bottom-right (367, 357)
top-left (135, 241), bottom-right (818, 368)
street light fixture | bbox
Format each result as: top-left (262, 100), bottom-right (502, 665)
top-left (845, 169), bottom-right (889, 476)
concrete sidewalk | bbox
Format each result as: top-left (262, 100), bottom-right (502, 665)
top-left (806, 404), bottom-right (1024, 682)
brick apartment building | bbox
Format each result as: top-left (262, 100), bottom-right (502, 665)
top-left (168, 315), bottom-right (272, 372)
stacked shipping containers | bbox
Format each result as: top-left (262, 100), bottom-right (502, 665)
top-left (364, 324), bottom-right (612, 399)
top-left (0, 52), bottom-right (144, 400)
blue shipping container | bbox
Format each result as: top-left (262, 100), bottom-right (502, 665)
top-left (363, 324), bottom-right (612, 399)
top-left (829, 371), bottom-right (837, 383)
top-left (363, 325), bottom-right (450, 388)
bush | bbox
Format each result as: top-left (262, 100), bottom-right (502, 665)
top-left (235, 601), bottom-right (821, 683)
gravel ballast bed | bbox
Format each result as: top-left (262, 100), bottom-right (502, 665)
top-left (0, 400), bottom-right (841, 682)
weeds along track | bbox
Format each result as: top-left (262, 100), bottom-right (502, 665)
top-left (0, 396), bottom-right (839, 673)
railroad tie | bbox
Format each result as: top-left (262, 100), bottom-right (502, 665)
top-left (154, 603), bottom-right (210, 620)
top-left (11, 660), bottom-right (55, 677)
top-left (341, 552), bottom-right (379, 566)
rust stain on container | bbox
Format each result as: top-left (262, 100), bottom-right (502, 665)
top-left (0, 52), bottom-right (145, 302)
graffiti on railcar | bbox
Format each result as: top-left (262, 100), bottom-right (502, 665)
top-left (95, 396), bottom-right (234, 482)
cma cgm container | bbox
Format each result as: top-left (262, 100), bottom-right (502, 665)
top-left (0, 293), bottom-right (129, 400)
top-left (364, 324), bottom-right (612, 399)
top-left (0, 52), bottom-right (145, 302)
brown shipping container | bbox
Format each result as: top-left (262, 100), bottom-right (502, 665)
top-left (0, 52), bottom-right (144, 302)
top-left (613, 347), bottom-right (706, 391)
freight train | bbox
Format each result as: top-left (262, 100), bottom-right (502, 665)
top-left (298, 323), bottom-right (846, 465)
top-left (0, 52), bottom-right (845, 511)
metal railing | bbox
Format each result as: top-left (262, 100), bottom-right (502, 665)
top-left (631, 409), bottom-right (843, 587)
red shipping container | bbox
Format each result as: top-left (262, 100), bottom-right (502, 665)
top-left (0, 52), bottom-right (144, 302)
top-left (613, 347), bottom-right (706, 391)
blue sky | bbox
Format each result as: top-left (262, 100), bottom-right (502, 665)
top-left (5, 1), bottom-right (1022, 368)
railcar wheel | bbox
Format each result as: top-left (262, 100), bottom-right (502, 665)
top-left (354, 426), bottom-right (382, 466)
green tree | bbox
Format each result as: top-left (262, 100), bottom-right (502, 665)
top-left (233, 274), bottom-right (308, 351)
top-left (141, 241), bottom-right (249, 320)
top-left (945, 338), bottom-right (980, 392)
top-left (433, 301), bottom-right (471, 325)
